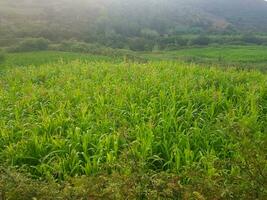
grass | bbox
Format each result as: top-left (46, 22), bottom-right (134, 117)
top-left (2, 45), bottom-right (267, 71)
top-left (0, 53), bottom-right (266, 199)
top-left (141, 45), bottom-right (267, 71)
top-left (174, 45), bottom-right (267, 63)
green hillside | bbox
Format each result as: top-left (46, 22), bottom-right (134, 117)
top-left (1, 0), bottom-right (267, 48)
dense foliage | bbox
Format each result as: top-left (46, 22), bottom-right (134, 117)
top-left (1, 0), bottom-right (267, 50)
top-left (0, 55), bottom-right (266, 199)
top-left (7, 38), bottom-right (50, 52)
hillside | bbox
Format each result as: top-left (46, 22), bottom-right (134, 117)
top-left (1, 0), bottom-right (267, 46)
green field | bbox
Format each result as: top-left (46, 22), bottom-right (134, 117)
top-left (0, 49), bottom-right (267, 199)
top-left (2, 45), bottom-right (267, 71)
top-left (173, 46), bottom-right (267, 63)
top-left (142, 45), bottom-right (267, 71)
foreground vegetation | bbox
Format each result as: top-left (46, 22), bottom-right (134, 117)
top-left (0, 53), bottom-right (266, 199)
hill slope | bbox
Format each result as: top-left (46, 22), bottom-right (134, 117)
top-left (1, 0), bottom-right (267, 43)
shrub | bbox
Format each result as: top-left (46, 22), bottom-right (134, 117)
top-left (241, 34), bottom-right (262, 45)
top-left (53, 40), bottom-right (109, 55)
top-left (51, 40), bottom-right (131, 58)
top-left (128, 38), bottom-right (147, 51)
top-left (57, 40), bottom-right (88, 52)
top-left (190, 35), bottom-right (210, 46)
top-left (8, 38), bottom-right (50, 52)
top-left (175, 37), bottom-right (188, 46)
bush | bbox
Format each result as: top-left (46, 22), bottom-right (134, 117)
top-left (190, 35), bottom-right (210, 46)
top-left (58, 40), bottom-right (100, 53)
top-left (51, 40), bottom-right (131, 58)
top-left (8, 38), bottom-right (50, 52)
top-left (128, 38), bottom-right (148, 51)
top-left (52, 40), bottom-right (106, 54)
top-left (241, 34), bottom-right (262, 45)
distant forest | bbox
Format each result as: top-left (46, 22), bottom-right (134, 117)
top-left (1, 0), bottom-right (267, 51)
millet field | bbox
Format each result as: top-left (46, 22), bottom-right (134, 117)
top-left (0, 53), bottom-right (267, 199)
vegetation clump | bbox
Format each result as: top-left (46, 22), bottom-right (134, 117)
top-left (7, 38), bottom-right (50, 53)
